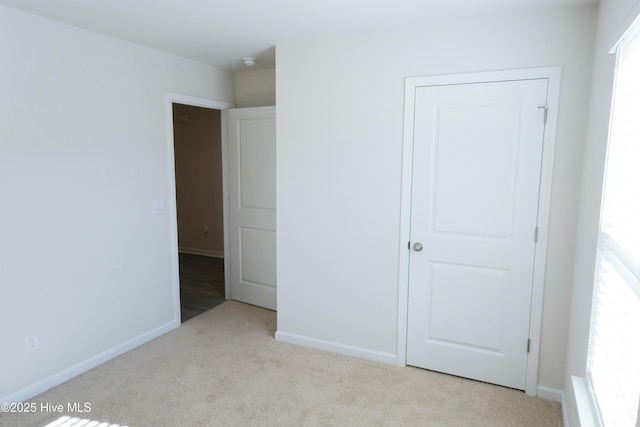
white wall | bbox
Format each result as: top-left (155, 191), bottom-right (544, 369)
top-left (276, 5), bottom-right (597, 390)
top-left (0, 6), bottom-right (233, 402)
top-left (563, 0), bottom-right (640, 424)
top-left (234, 68), bottom-right (276, 107)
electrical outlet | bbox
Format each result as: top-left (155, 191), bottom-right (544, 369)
top-left (25, 333), bottom-right (40, 353)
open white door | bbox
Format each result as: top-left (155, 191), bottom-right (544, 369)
top-left (227, 106), bottom-right (277, 310)
top-left (406, 78), bottom-right (548, 390)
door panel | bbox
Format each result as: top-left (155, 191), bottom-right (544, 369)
top-left (406, 79), bottom-right (548, 390)
top-left (429, 263), bottom-right (507, 352)
top-left (240, 227), bottom-right (277, 287)
top-left (432, 104), bottom-right (518, 238)
top-left (238, 119), bottom-right (276, 210)
top-left (227, 107), bottom-right (276, 310)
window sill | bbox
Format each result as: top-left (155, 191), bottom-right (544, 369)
top-left (571, 376), bottom-right (600, 427)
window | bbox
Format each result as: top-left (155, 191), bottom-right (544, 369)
top-left (586, 17), bottom-right (640, 427)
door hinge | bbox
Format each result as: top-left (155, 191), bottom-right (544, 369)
top-left (527, 338), bottom-right (531, 353)
top-left (538, 105), bottom-right (548, 123)
top-left (534, 227), bottom-right (539, 243)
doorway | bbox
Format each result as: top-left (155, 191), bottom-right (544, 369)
top-left (397, 67), bottom-right (561, 396)
top-left (172, 103), bottom-right (226, 322)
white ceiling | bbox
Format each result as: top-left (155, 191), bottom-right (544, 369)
top-left (0, 0), bottom-right (596, 71)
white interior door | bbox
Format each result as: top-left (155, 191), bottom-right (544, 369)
top-left (227, 106), bottom-right (276, 310)
top-left (406, 78), bottom-right (548, 390)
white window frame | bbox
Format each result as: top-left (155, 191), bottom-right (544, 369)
top-left (585, 13), bottom-right (640, 427)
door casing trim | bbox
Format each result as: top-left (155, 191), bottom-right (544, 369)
top-left (396, 67), bottom-right (562, 396)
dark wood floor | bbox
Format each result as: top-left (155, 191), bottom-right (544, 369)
top-left (179, 253), bottom-right (226, 322)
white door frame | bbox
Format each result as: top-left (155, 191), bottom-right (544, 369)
top-left (165, 93), bottom-right (234, 322)
top-left (397, 67), bottom-right (561, 396)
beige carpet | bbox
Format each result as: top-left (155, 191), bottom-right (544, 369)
top-left (0, 301), bottom-right (562, 427)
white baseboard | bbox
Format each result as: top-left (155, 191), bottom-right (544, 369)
top-left (537, 385), bottom-right (564, 402)
top-left (178, 247), bottom-right (224, 258)
top-left (1, 319), bottom-right (180, 406)
top-left (275, 330), bottom-right (397, 365)
top-left (562, 389), bottom-right (571, 427)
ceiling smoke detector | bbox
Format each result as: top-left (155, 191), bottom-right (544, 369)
top-left (242, 57), bottom-right (257, 67)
